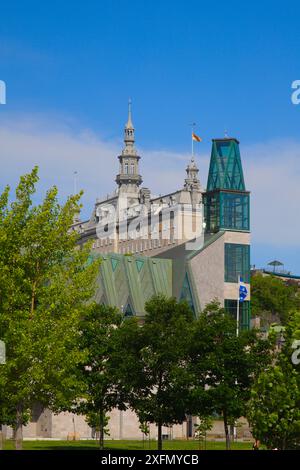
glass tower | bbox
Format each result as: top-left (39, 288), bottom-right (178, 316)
top-left (204, 138), bottom-right (250, 233)
top-left (204, 138), bottom-right (251, 330)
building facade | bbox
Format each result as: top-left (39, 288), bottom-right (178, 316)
top-left (74, 104), bottom-right (251, 325)
top-left (13, 105), bottom-right (251, 440)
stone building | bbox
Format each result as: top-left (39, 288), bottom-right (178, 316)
top-left (11, 104), bottom-right (251, 440)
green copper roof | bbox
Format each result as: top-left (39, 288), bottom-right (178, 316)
top-left (135, 259), bottom-right (144, 272)
top-left (207, 138), bottom-right (246, 191)
top-left (94, 253), bottom-right (172, 317)
top-left (111, 257), bottom-right (119, 272)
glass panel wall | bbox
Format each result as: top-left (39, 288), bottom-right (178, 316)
top-left (220, 192), bottom-right (249, 231)
top-left (224, 299), bottom-right (250, 330)
top-left (225, 243), bottom-right (250, 283)
top-left (204, 191), bottom-right (250, 233)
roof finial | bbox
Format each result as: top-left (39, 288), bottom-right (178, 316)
top-left (126, 98), bottom-right (133, 129)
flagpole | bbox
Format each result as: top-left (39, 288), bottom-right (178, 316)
top-left (233, 275), bottom-right (241, 442)
top-left (237, 275), bottom-right (240, 337)
top-left (192, 134), bottom-right (194, 159)
top-left (191, 122), bottom-right (196, 160)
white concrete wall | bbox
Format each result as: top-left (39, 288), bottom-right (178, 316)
top-left (190, 233), bottom-right (225, 309)
top-left (108, 409), bottom-right (187, 440)
top-left (51, 411), bottom-right (92, 439)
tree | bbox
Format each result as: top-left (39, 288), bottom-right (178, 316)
top-left (247, 363), bottom-right (300, 449)
top-left (0, 385), bottom-right (14, 450)
top-left (119, 295), bottom-right (194, 450)
top-left (0, 168), bottom-right (100, 449)
top-left (85, 411), bottom-right (110, 441)
top-left (194, 416), bottom-right (213, 450)
top-left (247, 310), bottom-right (300, 449)
top-left (77, 303), bottom-right (127, 450)
top-left (251, 273), bottom-right (300, 325)
top-left (188, 301), bottom-right (272, 450)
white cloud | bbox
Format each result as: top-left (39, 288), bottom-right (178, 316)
top-left (243, 140), bottom-right (300, 247)
top-left (0, 114), bottom-right (118, 218)
top-left (0, 113), bottom-right (299, 251)
top-left (0, 113), bottom-right (196, 220)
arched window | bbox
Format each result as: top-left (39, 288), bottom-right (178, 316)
top-left (124, 162), bottom-right (128, 174)
top-left (130, 163), bottom-right (135, 174)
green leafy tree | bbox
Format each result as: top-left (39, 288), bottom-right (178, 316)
top-left (194, 416), bottom-right (213, 450)
top-left (247, 311), bottom-right (300, 449)
top-left (188, 301), bottom-right (273, 450)
top-left (85, 411), bottom-right (110, 440)
top-left (0, 388), bottom-right (14, 450)
top-left (77, 303), bottom-right (128, 450)
top-left (251, 273), bottom-right (300, 325)
top-left (247, 363), bottom-right (300, 449)
top-left (0, 168), bottom-right (99, 449)
top-left (118, 295), bottom-right (194, 450)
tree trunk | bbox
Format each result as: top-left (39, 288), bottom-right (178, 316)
top-left (230, 424), bottom-right (234, 441)
top-left (157, 420), bottom-right (162, 450)
top-left (223, 411), bottom-right (231, 450)
top-left (15, 405), bottom-right (23, 450)
top-left (0, 424), bottom-right (4, 450)
top-left (99, 409), bottom-right (104, 450)
top-left (30, 276), bottom-right (38, 319)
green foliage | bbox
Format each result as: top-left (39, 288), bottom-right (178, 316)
top-left (188, 301), bottom-right (273, 449)
top-left (117, 295), bottom-right (194, 450)
top-left (139, 421), bottom-right (150, 437)
top-left (0, 167), bottom-right (100, 447)
top-left (251, 273), bottom-right (300, 325)
top-left (247, 311), bottom-right (300, 449)
top-left (78, 303), bottom-right (127, 449)
top-left (194, 416), bottom-right (213, 439)
top-left (85, 411), bottom-right (110, 437)
top-left (247, 364), bottom-right (300, 449)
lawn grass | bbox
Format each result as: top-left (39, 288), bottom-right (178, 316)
top-left (2, 439), bottom-right (252, 451)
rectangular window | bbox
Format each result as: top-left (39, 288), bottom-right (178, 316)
top-left (224, 299), bottom-right (250, 331)
top-left (225, 243), bottom-right (250, 283)
top-left (204, 191), bottom-right (249, 233)
top-left (220, 192), bottom-right (249, 231)
top-left (204, 193), bottom-right (220, 232)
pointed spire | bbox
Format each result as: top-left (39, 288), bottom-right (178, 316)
top-left (123, 98), bottom-right (136, 153)
top-left (116, 100), bottom-right (142, 190)
top-left (126, 98), bottom-right (133, 129)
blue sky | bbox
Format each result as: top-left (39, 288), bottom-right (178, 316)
top-left (0, 0), bottom-right (300, 273)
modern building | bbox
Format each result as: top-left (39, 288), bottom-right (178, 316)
top-left (8, 105), bottom-right (251, 440)
top-left (74, 104), bottom-right (251, 328)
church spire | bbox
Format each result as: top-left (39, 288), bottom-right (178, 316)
top-left (123, 98), bottom-right (136, 155)
top-left (116, 100), bottom-right (142, 191)
top-left (126, 98), bottom-right (133, 129)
